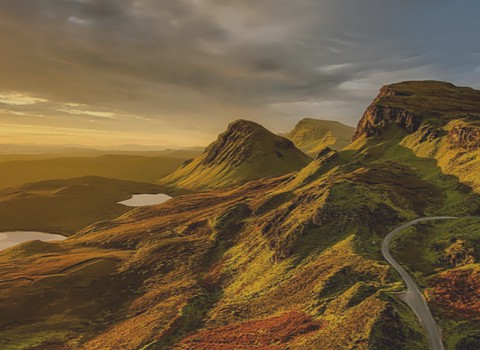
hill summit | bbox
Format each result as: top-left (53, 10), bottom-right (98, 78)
top-left (285, 118), bottom-right (355, 155)
top-left (160, 119), bottom-right (311, 191)
top-left (352, 80), bottom-right (480, 141)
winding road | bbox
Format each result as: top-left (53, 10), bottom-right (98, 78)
top-left (382, 217), bottom-right (457, 350)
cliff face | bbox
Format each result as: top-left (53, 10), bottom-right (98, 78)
top-left (352, 80), bottom-right (480, 142)
top-left (448, 123), bottom-right (480, 149)
top-left (352, 104), bottom-right (422, 140)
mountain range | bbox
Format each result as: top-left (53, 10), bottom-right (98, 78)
top-left (0, 81), bottom-right (479, 349)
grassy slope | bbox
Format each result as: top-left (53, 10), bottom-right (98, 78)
top-left (160, 120), bottom-right (312, 191)
top-left (0, 176), bottom-right (165, 235)
top-left (376, 81), bottom-right (480, 123)
top-left (348, 81), bottom-right (480, 348)
top-left (1, 134), bottom-right (471, 349)
top-left (0, 82), bottom-right (479, 349)
top-left (0, 154), bottom-right (190, 190)
top-left (285, 118), bottom-right (355, 156)
top-left (391, 219), bottom-right (480, 350)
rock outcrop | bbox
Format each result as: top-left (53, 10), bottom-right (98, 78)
top-left (352, 80), bottom-right (480, 141)
top-left (448, 123), bottom-right (480, 149)
top-left (352, 105), bottom-right (422, 140)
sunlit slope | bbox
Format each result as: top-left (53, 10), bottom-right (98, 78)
top-left (2, 129), bottom-right (478, 349)
top-left (352, 80), bottom-right (480, 192)
top-left (391, 218), bottom-right (480, 349)
top-left (0, 168), bottom-right (433, 349)
top-left (160, 119), bottom-right (312, 191)
top-left (0, 176), bottom-right (163, 235)
top-left (285, 118), bottom-right (355, 155)
top-left (1, 81), bottom-right (480, 349)
top-left (0, 154), bottom-right (190, 189)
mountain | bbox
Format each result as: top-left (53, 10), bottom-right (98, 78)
top-left (1, 82), bottom-right (480, 349)
top-left (352, 80), bottom-right (480, 192)
top-left (159, 119), bottom-right (312, 191)
top-left (285, 118), bottom-right (355, 155)
top-left (0, 176), bottom-right (163, 235)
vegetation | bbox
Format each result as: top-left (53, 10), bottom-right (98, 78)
top-left (0, 154), bottom-right (191, 190)
top-left (391, 218), bottom-right (480, 349)
top-left (0, 81), bottom-right (479, 349)
top-left (0, 176), bottom-right (164, 235)
top-left (284, 118), bottom-right (355, 156)
top-left (160, 120), bottom-right (312, 191)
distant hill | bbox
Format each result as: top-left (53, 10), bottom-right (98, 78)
top-left (0, 154), bottom-right (195, 190)
top-left (0, 176), bottom-right (163, 235)
top-left (284, 118), bottom-right (355, 156)
top-left (160, 119), bottom-right (312, 191)
top-left (2, 82), bottom-right (480, 349)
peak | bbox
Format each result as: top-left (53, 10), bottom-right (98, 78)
top-left (160, 119), bottom-right (311, 191)
top-left (296, 118), bottom-right (347, 126)
top-left (286, 118), bottom-right (355, 155)
top-left (378, 80), bottom-right (463, 97)
top-left (353, 81), bottom-right (480, 141)
top-left (227, 119), bottom-right (266, 132)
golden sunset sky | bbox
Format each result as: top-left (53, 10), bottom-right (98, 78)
top-left (0, 1), bottom-right (479, 148)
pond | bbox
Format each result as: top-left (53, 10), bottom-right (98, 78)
top-left (118, 193), bottom-right (172, 207)
top-left (0, 231), bottom-right (66, 251)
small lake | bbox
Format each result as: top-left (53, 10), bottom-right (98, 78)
top-left (118, 193), bottom-right (172, 207)
top-left (0, 231), bottom-right (66, 251)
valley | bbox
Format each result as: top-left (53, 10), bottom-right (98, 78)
top-left (0, 81), bottom-right (479, 349)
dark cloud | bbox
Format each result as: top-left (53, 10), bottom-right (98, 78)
top-left (0, 0), bottom-right (479, 145)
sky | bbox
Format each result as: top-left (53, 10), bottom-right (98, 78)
top-left (0, 0), bottom-right (479, 148)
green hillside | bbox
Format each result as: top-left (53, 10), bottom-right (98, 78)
top-left (0, 176), bottom-right (164, 235)
top-left (0, 82), bottom-right (479, 349)
top-left (285, 118), bottom-right (355, 155)
top-left (160, 119), bottom-right (312, 191)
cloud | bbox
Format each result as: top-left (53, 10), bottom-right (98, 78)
top-left (0, 92), bottom-right (48, 106)
top-left (0, 0), bottom-right (479, 145)
top-left (57, 107), bottom-right (116, 119)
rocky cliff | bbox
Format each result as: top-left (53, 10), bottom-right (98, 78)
top-left (448, 122), bottom-right (480, 149)
top-left (352, 80), bottom-right (480, 142)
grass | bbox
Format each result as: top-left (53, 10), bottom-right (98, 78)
top-left (0, 176), bottom-right (164, 235)
top-left (0, 154), bottom-right (189, 190)
top-left (0, 82), bottom-right (479, 349)
top-left (285, 118), bottom-right (355, 156)
top-left (160, 120), bottom-right (311, 191)
top-left (390, 218), bottom-right (480, 349)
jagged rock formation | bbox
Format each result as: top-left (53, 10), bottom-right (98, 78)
top-left (448, 122), bottom-right (480, 149)
top-left (285, 118), bottom-right (355, 155)
top-left (352, 105), bottom-right (422, 140)
top-left (353, 80), bottom-right (480, 141)
top-left (159, 119), bottom-right (312, 191)
top-left (2, 82), bottom-right (480, 349)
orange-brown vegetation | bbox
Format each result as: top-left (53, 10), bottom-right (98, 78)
top-left (177, 311), bottom-right (322, 349)
top-left (428, 266), bottom-right (480, 319)
top-left (1, 81), bottom-right (480, 349)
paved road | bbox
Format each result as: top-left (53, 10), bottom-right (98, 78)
top-left (382, 217), bottom-right (457, 350)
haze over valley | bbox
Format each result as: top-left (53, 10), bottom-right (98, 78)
top-left (0, 2), bottom-right (480, 350)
